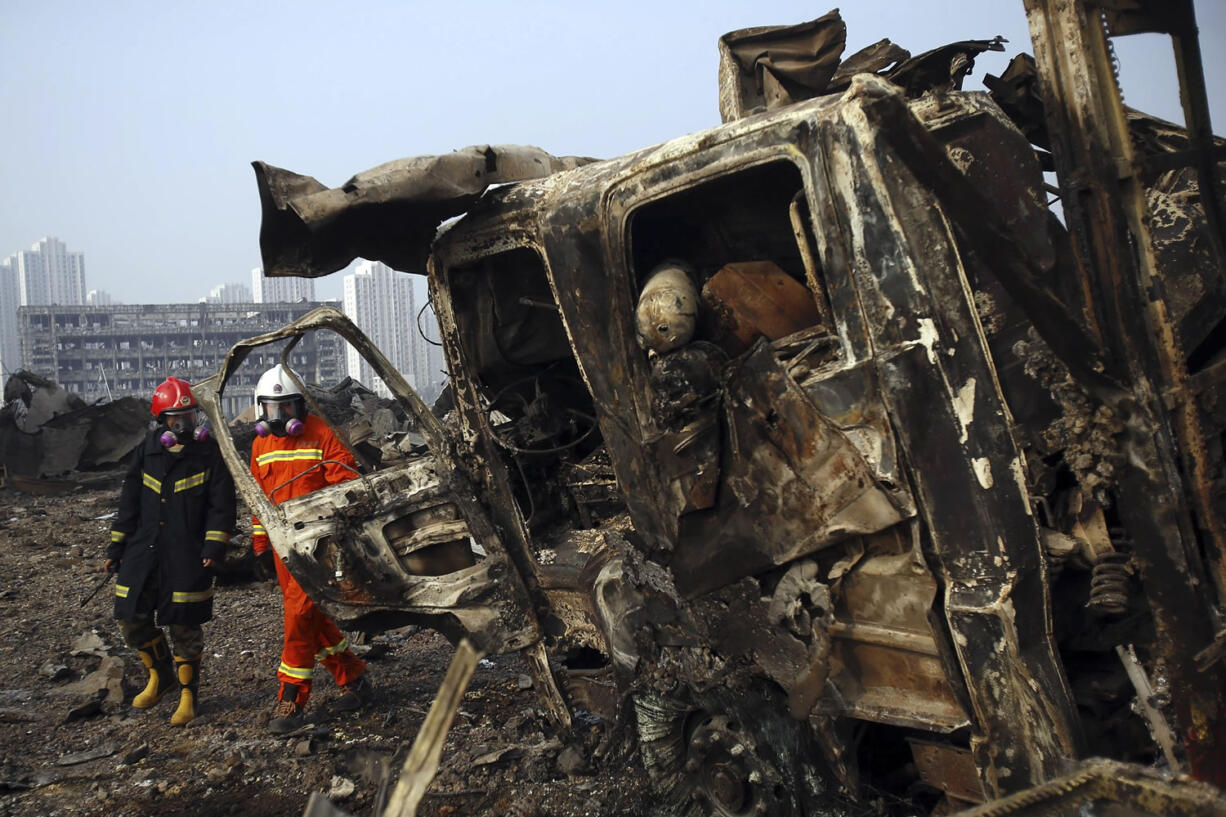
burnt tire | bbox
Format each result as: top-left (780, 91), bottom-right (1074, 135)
top-left (634, 683), bottom-right (845, 817)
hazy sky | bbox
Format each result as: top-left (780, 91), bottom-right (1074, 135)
top-left (3, 1), bottom-right (1223, 305)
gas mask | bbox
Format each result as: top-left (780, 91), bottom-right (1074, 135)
top-left (255, 398), bottom-right (305, 438)
top-left (159, 409), bottom-right (210, 448)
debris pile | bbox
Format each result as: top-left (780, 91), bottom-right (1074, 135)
top-left (0, 484), bottom-right (650, 816)
top-left (228, 376), bottom-right (426, 467)
top-left (308, 376), bottom-right (425, 464)
top-left (0, 371), bottom-right (150, 482)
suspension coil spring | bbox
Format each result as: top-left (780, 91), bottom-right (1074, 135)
top-left (1088, 551), bottom-right (1132, 616)
top-left (1044, 541), bottom-right (1072, 579)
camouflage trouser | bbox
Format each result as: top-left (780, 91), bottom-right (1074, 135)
top-left (116, 580), bottom-right (204, 661)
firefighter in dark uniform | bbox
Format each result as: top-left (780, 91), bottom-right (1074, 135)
top-left (102, 377), bottom-right (235, 726)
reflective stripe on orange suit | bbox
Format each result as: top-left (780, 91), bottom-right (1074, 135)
top-left (249, 413), bottom-right (365, 704)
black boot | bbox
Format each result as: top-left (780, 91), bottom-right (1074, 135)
top-left (335, 675), bottom-right (371, 712)
top-left (268, 683), bottom-right (306, 735)
top-left (132, 632), bottom-right (174, 709)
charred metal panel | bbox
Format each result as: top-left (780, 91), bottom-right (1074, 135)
top-left (908, 92), bottom-right (1052, 265)
top-left (717, 11), bottom-right (846, 122)
top-left (907, 91), bottom-right (1076, 501)
top-left (881, 334), bottom-right (1076, 796)
top-left (908, 739), bottom-right (986, 805)
top-left (810, 76), bottom-right (1080, 795)
top-left (1150, 165), bottom-right (1226, 359)
top-left (671, 342), bottom-right (910, 598)
top-left (827, 551), bottom-right (969, 732)
top-left (717, 9), bottom-right (1005, 124)
top-left (702, 261), bottom-right (823, 354)
top-left (253, 146), bottom-right (592, 277)
top-left (799, 357), bottom-right (914, 509)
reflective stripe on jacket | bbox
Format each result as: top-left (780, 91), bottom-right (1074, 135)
top-left (249, 413), bottom-right (358, 554)
top-left (108, 431), bottom-right (236, 624)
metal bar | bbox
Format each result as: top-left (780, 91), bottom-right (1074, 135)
top-left (1168, 1), bottom-right (1226, 266)
top-left (520, 640), bottom-right (573, 731)
top-left (382, 638), bottom-right (484, 817)
top-left (1116, 644), bottom-right (1182, 771)
top-left (950, 757), bottom-right (1226, 817)
top-left (788, 193), bottom-right (836, 331)
top-left (827, 620), bottom-right (941, 656)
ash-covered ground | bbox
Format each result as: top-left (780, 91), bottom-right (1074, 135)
top-left (0, 482), bottom-right (650, 817)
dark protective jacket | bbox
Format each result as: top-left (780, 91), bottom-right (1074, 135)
top-left (108, 431), bottom-right (236, 624)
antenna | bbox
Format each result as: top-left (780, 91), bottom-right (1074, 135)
top-left (98, 363), bottom-right (113, 402)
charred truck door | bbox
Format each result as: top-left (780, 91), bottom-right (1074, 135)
top-left (193, 309), bottom-right (574, 726)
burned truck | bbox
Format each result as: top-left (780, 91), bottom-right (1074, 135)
top-left (196, 5), bottom-right (1226, 815)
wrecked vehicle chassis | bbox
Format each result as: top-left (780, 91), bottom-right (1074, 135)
top-left (229, 70), bottom-right (1226, 816)
top-left (426, 77), bottom-right (1080, 813)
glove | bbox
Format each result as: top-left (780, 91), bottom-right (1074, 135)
top-left (253, 549), bottom-right (276, 582)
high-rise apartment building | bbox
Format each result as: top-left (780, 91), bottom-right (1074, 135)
top-left (0, 259), bottom-right (20, 376)
top-left (252, 267), bottom-right (314, 303)
top-left (86, 290), bottom-right (115, 306)
top-left (1, 237), bottom-right (87, 376)
top-left (13, 237), bottom-right (87, 306)
top-left (342, 260), bottom-right (431, 399)
top-left (411, 275), bottom-right (448, 403)
top-left (207, 282), bottom-right (252, 304)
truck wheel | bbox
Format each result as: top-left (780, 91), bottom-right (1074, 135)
top-left (635, 684), bottom-right (840, 817)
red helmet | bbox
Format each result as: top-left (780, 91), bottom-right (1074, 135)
top-left (151, 377), bottom-right (197, 417)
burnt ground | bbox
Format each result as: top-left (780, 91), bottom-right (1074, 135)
top-left (0, 481), bottom-right (651, 817)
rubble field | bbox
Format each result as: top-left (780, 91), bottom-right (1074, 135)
top-left (0, 482), bottom-right (651, 817)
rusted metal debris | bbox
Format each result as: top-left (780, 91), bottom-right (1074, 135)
top-left (380, 638), bottom-right (484, 817)
top-left (203, 4), bottom-right (1226, 815)
top-left (254, 145), bottom-right (594, 279)
top-left (949, 758), bottom-right (1226, 816)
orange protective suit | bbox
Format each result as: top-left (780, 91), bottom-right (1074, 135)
top-left (250, 413), bottom-right (365, 705)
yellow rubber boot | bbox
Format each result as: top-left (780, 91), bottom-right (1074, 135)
top-left (132, 634), bottom-right (174, 709)
top-left (169, 658), bottom-right (199, 726)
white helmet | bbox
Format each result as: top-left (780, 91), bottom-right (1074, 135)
top-left (255, 364), bottom-right (303, 404)
top-left (254, 365), bottom-right (308, 437)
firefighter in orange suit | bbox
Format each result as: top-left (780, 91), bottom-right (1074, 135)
top-left (249, 364), bottom-right (369, 734)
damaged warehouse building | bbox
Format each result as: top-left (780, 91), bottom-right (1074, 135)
top-left (0, 302), bottom-right (345, 483)
top-left (19, 301), bottom-right (345, 416)
top-left (194, 2), bottom-right (1225, 815)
